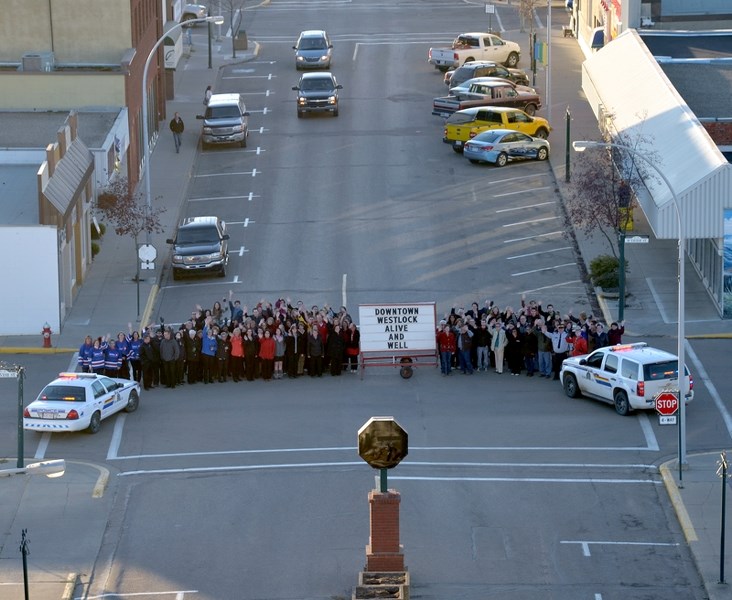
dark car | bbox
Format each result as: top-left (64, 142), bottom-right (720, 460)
top-left (292, 72), bottom-right (343, 117)
top-left (444, 60), bottom-right (531, 89)
top-left (166, 216), bottom-right (229, 280)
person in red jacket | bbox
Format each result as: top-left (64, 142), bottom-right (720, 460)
top-left (258, 329), bottom-right (276, 381)
top-left (437, 322), bottom-right (457, 376)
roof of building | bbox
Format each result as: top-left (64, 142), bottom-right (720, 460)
top-left (0, 110), bottom-right (119, 148)
top-left (0, 165), bottom-right (41, 224)
top-left (658, 63), bottom-right (732, 117)
top-left (638, 31), bottom-right (732, 59)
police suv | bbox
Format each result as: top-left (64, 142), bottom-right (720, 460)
top-left (560, 342), bottom-right (694, 416)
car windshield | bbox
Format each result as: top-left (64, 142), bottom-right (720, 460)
top-left (301, 78), bottom-right (334, 91)
top-left (176, 228), bottom-right (219, 244)
top-left (299, 38), bottom-right (326, 50)
top-left (39, 385), bottom-right (85, 402)
top-left (206, 106), bottom-right (240, 119)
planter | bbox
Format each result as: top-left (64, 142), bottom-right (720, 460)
top-left (595, 286), bottom-right (630, 300)
top-left (352, 586), bottom-right (405, 600)
top-left (359, 572), bottom-right (410, 587)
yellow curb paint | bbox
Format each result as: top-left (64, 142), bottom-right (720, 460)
top-left (660, 463), bottom-right (698, 543)
top-left (0, 347), bottom-right (75, 354)
top-left (139, 283), bottom-right (160, 332)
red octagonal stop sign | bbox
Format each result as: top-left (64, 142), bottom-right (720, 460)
top-left (656, 391), bottom-right (679, 416)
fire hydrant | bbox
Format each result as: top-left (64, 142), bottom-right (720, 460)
top-left (42, 322), bottom-right (53, 348)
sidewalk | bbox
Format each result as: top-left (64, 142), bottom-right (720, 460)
top-left (1, 17), bottom-right (732, 600)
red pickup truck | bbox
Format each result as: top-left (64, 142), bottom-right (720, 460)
top-left (432, 80), bottom-right (542, 118)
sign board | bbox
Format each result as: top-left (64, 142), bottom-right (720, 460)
top-left (0, 370), bottom-right (18, 378)
top-left (625, 235), bottom-right (650, 244)
top-left (655, 391), bottom-right (679, 416)
top-left (358, 303), bottom-right (437, 353)
top-left (485, 4), bottom-right (495, 13)
top-left (358, 417), bottom-right (408, 469)
top-left (659, 415), bottom-right (677, 425)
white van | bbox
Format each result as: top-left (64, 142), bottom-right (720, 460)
top-left (196, 93), bottom-right (249, 149)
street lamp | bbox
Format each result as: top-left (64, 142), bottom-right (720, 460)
top-left (141, 15), bottom-right (224, 244)
top-left (573, 140), bottom-right (687, 473)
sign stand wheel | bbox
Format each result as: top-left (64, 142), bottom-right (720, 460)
top-left (399, 357), bottom-right (413, 379)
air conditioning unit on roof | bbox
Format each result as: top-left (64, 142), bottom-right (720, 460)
top-left (21, 51), bottom-right (55, 72)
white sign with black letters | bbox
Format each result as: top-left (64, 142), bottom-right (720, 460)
top-left (358, 303), bottom-right (437, 353)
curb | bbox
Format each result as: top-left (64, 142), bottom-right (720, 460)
top-left (659, 461), bottom-right (698, 543)
top-left (61, 572), bottom-right (79, 600)
top-left (0, 346), bottom-right (75, 354)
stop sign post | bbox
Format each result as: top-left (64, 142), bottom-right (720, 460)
top-left (656, 391), bottom-right (679, 425)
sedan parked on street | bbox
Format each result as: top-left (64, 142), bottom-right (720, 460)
top-left (292, 72), bottom-right (342, 117)
top-left (463, 129), bottom-right (550, 167)
top-left (24, 372), bottom-right (140, 434)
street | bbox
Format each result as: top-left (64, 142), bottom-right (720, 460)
top-left (1, 1), bottom-right (730, 599)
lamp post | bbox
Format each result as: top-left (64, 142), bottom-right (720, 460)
top-left (141, 15), bottom-right (224, 245)
top-left (572, 140), bottom-right (687, 473)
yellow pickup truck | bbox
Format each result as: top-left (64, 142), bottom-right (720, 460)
top-left (443, 106), bottom-right (551, 153)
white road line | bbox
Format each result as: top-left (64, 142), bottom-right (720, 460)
top-left (83, 591), bottom-right (198, 599)
top-left (34, 433), bottom-right (51, 459)
top-left (393, 476), bottom-right (661, 484)
top-left (494, 187), bottom-right (552, 199)
top-left (503, 216), bottom-right (561, 228)
top-left (252, 168), bottom-right (258, 177)
top-left (638, 413), bottom-right (660, 451)
top-left (506, 246), bottom-right (571, 260)
top-left (107, 414), bottom-right (125, 460)
top-left (238, 246), bottom-right (248, 256)
top-left (189, 195), bottom-right (253, 202)
top-left (522, 279), bottom-right (584, 294)
top-left (194, 171), bottom-right (253, 177)
top-left (495, 201), bottom-right (555, 212)
top-left (686, 341), bottom-right (732, 441)
top-left (561, 540), bottom-right (679, 557)
top-left (504, 231), bottom-right (563, 243)
top-left (512, 262), bottom-right (576, 276)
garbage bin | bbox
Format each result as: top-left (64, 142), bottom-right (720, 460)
top-left (234, 30), bottom-right (248, 51)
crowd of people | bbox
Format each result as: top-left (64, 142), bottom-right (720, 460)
top-left (436, 296), bottom-right (624, 379)
top-left (76, 292), bottom-right (624, 390)
top-left (77, 292), bottom-right (361, 390)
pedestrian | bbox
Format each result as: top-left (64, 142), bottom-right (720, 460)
top-left (169, 112), bottom-right (184, 153)
top-left (436, 322), bottom-right (456, 376)
top-left (139, 333), bottom-right (158, 390)
top-left (201, 321), bottom-right (217, 384)
top-left (175, 330), bottom-right (186, 385)
top-left (535, 319), bottom-right (553, 378)
top-left (243, 328), bottom-right (258, 381)
top-left (230, 327), bottom-right (244, 382)
top-left (608, 320), bottom-right (625, 345)
top-left (344, 322), bottom-right (360, 373)
top-left (490, 320), bottom-right (507, 374)
top-left (217, 331), bottom-right (231, 382)
top-left (204, 85), bottom-right (212, 105)
top-left (104, 340), bottom-right (122, 378)
top-left (505, 326), bottom-right (523, 376)
top-left (474, 320), bottom-right (490, 372)
top-left (128, 330), bottom-right (143, 382)
top-left (326, 323), bottom-right (345, 376)
top-left (274, 328), bottom-right (286, 379)
top-left (259, 329), bottom-right (276, 381)
top-left (307, 327), bottom-right (324, 377)
top-left (78, 335), bottom-right (94, 373)
top-left (159, 328), bottom-right (180, 389)
top-left (90, 337), bottom-right (108, 375)
top-left (542, 322), bottom-right (570, 380)
top-left (457, 323), bottom-right (474, 375)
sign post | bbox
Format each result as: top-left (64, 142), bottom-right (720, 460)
top-left (1, 362), bottom-right (24, 468)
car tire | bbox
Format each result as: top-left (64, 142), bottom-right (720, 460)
top-left (172, 269), bottom-right (181, 281)
top-left (506, 52), bottom-right (519, 67)
top-left (437, 66), bottom-right (449, 73)
top-left (452, 145), bottom-right (463, 154)
top-left (240, 137), bottom-right (247, 148)
top-left (333, 108), bottom-right (339, 117)
top-left (125, 390), bottom-right (139, 413)
top-left (465, 56), bottom-right (475, 63)
top-left (563, 373), bottom-right (580, 398)
top-left (535, 127), bottom-right (549, 139)
top-left (524, 104), bottom-right (537, 116)
top-left (218, 265), bottom-right (226, 278)
top-left (88, 411), bottom-right (102, 434)
top-left (297, 111), bottom-right (304, 118)
top-left (613, 390), bottom-right (631, 416)
top-left (536, 147), bottom-right (549, 161)
top-left (495, 153), bottom-right (508, 167)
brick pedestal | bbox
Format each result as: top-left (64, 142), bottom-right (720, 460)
top-left (365, 490), bottom-right (405, 572)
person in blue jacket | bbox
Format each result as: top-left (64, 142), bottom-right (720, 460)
top-left (78, 335), bottom-right (94, 372)
top-left (200, 318), bottom-right (218, 384)
top-left (90, 337), bottom-right (109, 375)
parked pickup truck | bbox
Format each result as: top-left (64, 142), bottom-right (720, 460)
top-left (428, 33), bottom-right (521, 71)
top-left (432, 80), bottom-right (541, 118)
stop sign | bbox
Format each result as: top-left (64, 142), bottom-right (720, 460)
top-left (655, 391), bottom-right (679, 416)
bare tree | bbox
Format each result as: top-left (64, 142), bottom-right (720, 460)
top-left (218, 0), bottom-right (247, 58)
top-left (564, 122), bottom-right (659, 259)
top-left (97, 178), bottom-right (166, 277)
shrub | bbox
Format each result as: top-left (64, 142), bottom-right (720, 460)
top-left (91, 222), bottom-right (106, 240)
top-left (91, 242), bottom-right (100, 258)
top-left (589, 254), bottom-right (626, 289)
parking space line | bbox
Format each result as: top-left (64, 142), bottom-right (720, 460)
top-left (504, 231), bottom-right (563, 243)
top-left (507, 246), bottom-right (571, 260)
top-left (512, 262), bottom-right (577, 276)
top-left (560, 540), bottom-right (679, 557)
top-left (502, 216), bottom-right (561, 228)
top-left (84, 590), bottom-right (198, 598)
top-left (494, 187), bottom-right (552, 198)
top-left (194, 171), bottom-right (254, 177)
top-left (189, 195), bottom-right (253, 203)
top-left (496, 201), bottom-right (555, 212)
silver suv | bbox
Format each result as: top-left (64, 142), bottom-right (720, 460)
top-left (294, 30), bottom-right (333, 70)
top-left (560, 342), bottom-right (694, 416)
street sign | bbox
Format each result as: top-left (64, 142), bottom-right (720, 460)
top-left (0, 370), bottom-right (18, 378)
top-left (659, 415), bottom-right (678, 425)
top-left (625, 235), bottom-right (650, 244)
top-left (655, 391), bottom-right (679, 416)
top-left (138, 244), bottom-right (157, 262)
top-left (485, 4), bottom-right (495, 13)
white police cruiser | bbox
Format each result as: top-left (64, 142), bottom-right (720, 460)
top-left (24, 372), bottom-right (140, 434)
top-left (560, 342), bottom-right (694, 416)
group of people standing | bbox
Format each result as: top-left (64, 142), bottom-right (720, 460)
top-left (78, 293), bottom-right (361, 391)
top-left (436, 297), bottom-right (624, 379)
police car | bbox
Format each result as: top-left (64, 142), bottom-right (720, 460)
top-left (560, 342), bottom-right (694, 416)
top-left (23, 372), bottom-right (140, 434)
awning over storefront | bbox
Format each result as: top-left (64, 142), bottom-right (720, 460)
top-left (590, 27), bottom-right (604, 49)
